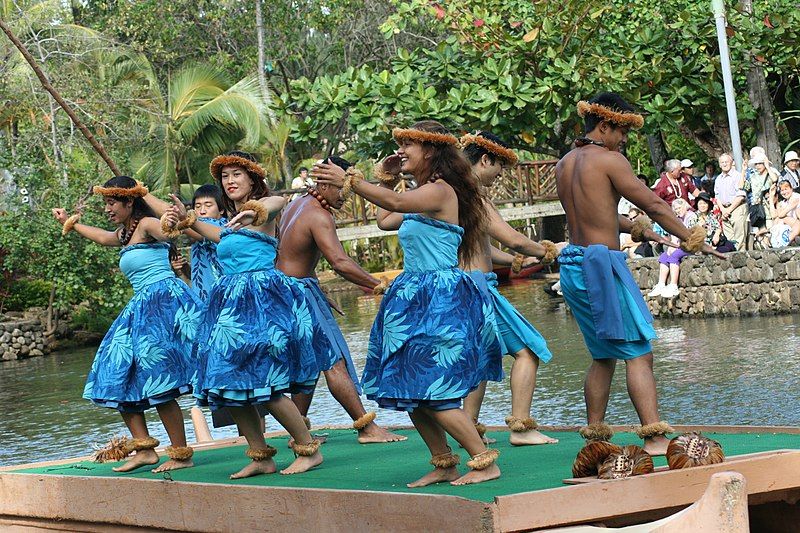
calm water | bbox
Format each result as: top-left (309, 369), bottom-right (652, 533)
top-left (2, 279), bottom-right (799, 467)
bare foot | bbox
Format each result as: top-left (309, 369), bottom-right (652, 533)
top-left (357, 424), bottom-right (408, 444)
top-left (152, 459), bottom-right (193, 473)
top-left (407, 467), bottom-right (460, 488)
top-left (643, 435), bottom-right (670, 456)
top-left (451, 464), bottom-right (501, 486)
top-left (287, 434), bottom-right (328, 448)
top-left (509, 429), bottom-right (559, 446)
top-left (230, 459), bottom-right (277, 479)
top-left (112, 449), bottom-right (159, 472)
top-left (280, 451), bottom-right (323, 475)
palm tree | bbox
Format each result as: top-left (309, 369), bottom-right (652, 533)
top-left (133, 65), bottom-right (269, 191)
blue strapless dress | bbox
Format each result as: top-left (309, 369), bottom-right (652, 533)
top-left (361, 214), bottom-right (502, 412)
top-left (190, 217), bottom-right (227, 301)
top-left (194, 229), bottom-right (319, 409)
top-left (83, 242), bottom-right (202, 412)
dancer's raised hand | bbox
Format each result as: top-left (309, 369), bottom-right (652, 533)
top-left (51, 208), bottom-right (69, 224)
top-left (169, 194), bottom-right (188, 220)
top-left (311, 160), bottom-right (346, 188)
top-left (226, 209), bottom-right (256, 231)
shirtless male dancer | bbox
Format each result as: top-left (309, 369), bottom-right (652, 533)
top-left (556, 93), bottom-right (722, 455)
top-left (278, 156), bottom-right (405, 444)
top-left (459, 132), bottom-right (560, 446)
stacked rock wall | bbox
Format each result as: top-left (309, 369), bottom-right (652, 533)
top-left (629, 249), bottom-right (800, 317)
top-left (0, 319), bottom-right (49, 360)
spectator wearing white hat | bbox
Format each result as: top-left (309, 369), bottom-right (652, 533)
top-left (782, 151), bottom-right (800, 190)
top-left (654, 159), bottom-right (701, 208)
top-left (680, 159), bottom-right (700, 193)
top-left (745, 153), bottom-right (774, 244)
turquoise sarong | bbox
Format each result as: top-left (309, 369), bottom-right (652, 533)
top-left (559, 244), bottom-right (656, 360)
top-left (469, 271), bottom-right (552, 362)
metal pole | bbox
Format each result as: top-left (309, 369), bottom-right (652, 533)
top-left (712, 0), bottom-right (744, 171)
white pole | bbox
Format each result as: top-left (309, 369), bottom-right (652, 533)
top-left (712, 0), bottom-right (744, 171)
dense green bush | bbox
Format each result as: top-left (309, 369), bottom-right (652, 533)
top-left (70, 305), bottom-right (119, 334)
top-left (1, 279), bottom-right (52, 312)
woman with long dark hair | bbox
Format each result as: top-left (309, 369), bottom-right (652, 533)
top-left (52, 176), bottom-right (199, 473)
top-left (165, 151), bottom-right (323, 478)
top-left (314, 121), bottom-right (503, 487)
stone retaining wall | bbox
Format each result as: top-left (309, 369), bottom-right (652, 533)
top-left (0, 319), bottom-right (49, 361)
top-left (628, 248), bottom-right (800, 317)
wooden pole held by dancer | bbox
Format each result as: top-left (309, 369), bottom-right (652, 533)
top-left (0, 18), bottom-right (122, 176)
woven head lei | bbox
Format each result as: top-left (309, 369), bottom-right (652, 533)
top-left (576, 101), bottom-right (644, 130)
top-left (92, 181), bottom-right (149, 198)
top-left (210, 154), bottom-right (267, 181)
top-left (460, 133), bottom-right (519, 166)
top-left (392, 127), bottom-right (460, 146)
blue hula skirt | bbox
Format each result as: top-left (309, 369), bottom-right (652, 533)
top-left (194, 269), bottom-right (320, 410)
top-left (83, 278), bottom-right (202, 412)
top-left (361, 268), bottom-right (502, 412)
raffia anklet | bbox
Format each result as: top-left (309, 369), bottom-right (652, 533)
top-left (579, 422), bottom-right (614, 442)
top-left (291, 439), bottom-right (322, 457)
top-left (636, 421), bottom-right (674, 440)
top-left (62, 213), bottom-right (81, 236)
top-left (92, 435), bottom-right (131, 462)
top-left (430, 448), bottom-right (461, 469)
top-left (680, 225), bottom-right (706, 253)
top-left (246, 445), bottom-right (277, 461)
top-left (505, 416), bottom-right (538, 432)
top-left (466, 448), bottom-right (500, 470)
top-left (474, 420), bottom-right (487, 438)
top-left (630, 219), bottom-right (651, 242)
top-left (372, 163), bottom-right (399, 184)
top-left (302, 416), bottom-right (312, 430)
top-left (239, 200), bottom-right (268, 226)
top-left (165, 446), bottom-right (194, 461)
top-left (124, 437), bottom-right (160, 455)
top-left (353, 412), bottom-right (376, 430)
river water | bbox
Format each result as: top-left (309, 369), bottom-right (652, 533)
top-left (2, 279), bottom-right (799, 467)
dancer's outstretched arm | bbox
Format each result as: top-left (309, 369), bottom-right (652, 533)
top-left (52, 208), bottom-right (120, 246)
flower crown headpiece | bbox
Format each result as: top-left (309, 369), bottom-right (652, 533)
top-left (577, 101), bottom-right (644, 130)
top-left (93, 181), bottom-right (149, 198)
top-left (460, 133), bottom-right (519, 166)
top-left (392, 127), bottom-right (460, 146)
top-left (210, 154), bottom-right (266, 181)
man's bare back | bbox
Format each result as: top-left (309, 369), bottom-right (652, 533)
top-left (276, 195), bottom-right (326, 278)
top-left (557, 145), bottom-right (692, 247)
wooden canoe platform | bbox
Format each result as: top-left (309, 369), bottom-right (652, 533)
top-left (1, 425), bottom-right (799, 532)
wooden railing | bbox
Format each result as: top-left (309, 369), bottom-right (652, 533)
top-left (274, 160), bottom-right (558, 228)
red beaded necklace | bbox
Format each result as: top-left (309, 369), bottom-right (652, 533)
top-left (119, 217), bottom-right (141, 245)
top-left (307, 188), bottom-right (334, 214)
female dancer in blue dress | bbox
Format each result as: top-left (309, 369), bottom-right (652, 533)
top-left (52, 176), bottom-right (200, 473)
top-left (165, 151), bottom-right (323, 478)
top-left (314, 121), bottom-right (504, 487)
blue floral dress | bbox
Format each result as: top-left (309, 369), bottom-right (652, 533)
top-left (194, 229), bottom-right (319, 410)
top-left (83, 242), bottom-right (202, 412)
top-left (190, 217), bottom-right (227, 301)
top-left (362, 214), bottom-right (502, 412)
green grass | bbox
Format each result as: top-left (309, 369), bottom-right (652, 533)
top-left (10, 429), bottom-right (800, 503)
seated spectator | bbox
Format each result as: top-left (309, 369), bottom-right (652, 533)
top-left (695, 192), bottom-right (735, 253)
top-left (618, 174), bottom-right (649, 214)
top-left (769, 180), bottom-right (800, 248)
top-left (620, 208), bottom-right (655, 259)
top-left (654, 159), bottom-right (701, 207)
top-left (290, 167), bottom-right (312, 200)
top-left (648, 199), bottom-right (698, 298)
top-left (782, 151), bottom-right (800, 190)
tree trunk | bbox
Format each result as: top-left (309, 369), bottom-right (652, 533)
top-left (647, 131), bottom-right (669, 175)
top-left (741, 0), bottom-right (781, 166)
top-left (255, 0), bottom-right (276, 123)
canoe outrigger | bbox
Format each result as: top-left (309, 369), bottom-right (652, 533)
top-left (1, 424), bottom-right (798, 531)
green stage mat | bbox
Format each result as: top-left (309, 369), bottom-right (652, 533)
top-left (9, 430), bottom-right (800, 503)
